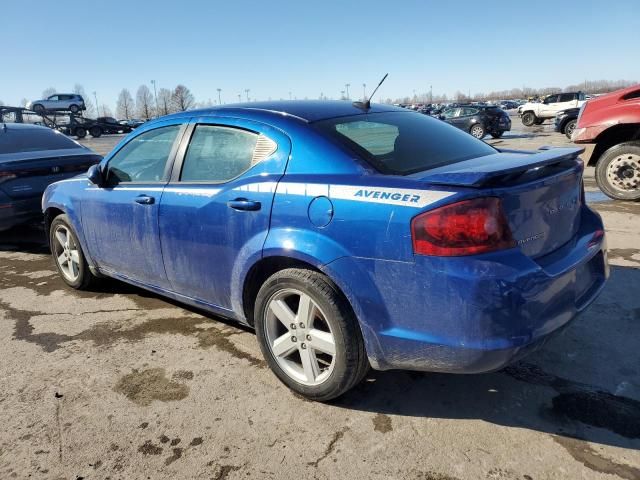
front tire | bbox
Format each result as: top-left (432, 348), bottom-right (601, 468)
top-left (490, 131), bottom-right (505, 139)
top-left (595, 142), bottom-right (640, 201)
top-left (564, 119), bottom-right (577, 139)
top-left (89, 126), bottom-right (102, 138)
top-left (32, 104), bottom-right (45, 114)
top-left (254, 268), bottom-right (368, 401)
top-left (521, 112), bottom-right (536, 127)
top-left (469, 123), bottom-right (486, 139)
top-left (50, 214), bottom-right (97, 289)
top-left (75, 127), bottom-right (87, 139)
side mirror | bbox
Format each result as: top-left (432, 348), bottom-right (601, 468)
top-left (87, 164), bottom-right (103, 186)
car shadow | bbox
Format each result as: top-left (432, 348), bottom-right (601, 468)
top-left (0, 223), bottom-right (49, 254)
top-left (334, 265), bottom-right (640, 451)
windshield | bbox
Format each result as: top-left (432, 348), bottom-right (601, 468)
top-left (0, 126), bottom-right (82, 155)
top-left (314, 111), bottom-right (496, 175)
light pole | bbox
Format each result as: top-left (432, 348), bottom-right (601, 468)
top-left (237, 93), bottom-right (241, 102)
top-left (288, 91), bottom-right (292, 100)
top-left (245, 89), bottom-right (250, 102)
top-left (340, 90), bottom-right (345, 100)
top-left (92, 91), bottom-right (99, 117)
top-left (150, 80), bottom-right (158, 117)
top-left (362, 83), bottom-right (366, 101)
top-left (217, 88), bottom-right (222, 105)
top-left (430, 85), bottom-right (433, 104)
top-left (345, 83), bottom-right (350, 99)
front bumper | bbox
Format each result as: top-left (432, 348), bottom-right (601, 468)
top-left (325, 207), bottom-right (608, 373)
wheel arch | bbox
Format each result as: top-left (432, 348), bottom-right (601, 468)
top-left (589, 123), bottom-right (640, 166)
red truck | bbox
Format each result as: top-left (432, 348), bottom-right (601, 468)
top-left (572, 84), bottom-right (640, 201)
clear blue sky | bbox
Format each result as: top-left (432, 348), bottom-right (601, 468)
top-left (3, 0), bottom-right (639, 109)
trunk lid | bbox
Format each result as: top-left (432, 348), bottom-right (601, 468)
top-left (0, 149), bottom-right (100, 200)
top-left (412, 147), bottom-right (585, 258)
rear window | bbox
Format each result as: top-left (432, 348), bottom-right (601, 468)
top-left (0, 127), bottom-right (82, 155)
top-left (314, 112), bottom-right (496, 175)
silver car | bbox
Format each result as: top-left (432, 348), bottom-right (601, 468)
top-left (28, 94), bottom-right (86, 114)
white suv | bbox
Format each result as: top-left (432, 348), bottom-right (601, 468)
top-left (519, 92), bottom-right (586, 126)
top-left (28, 94), bottom-right (86, 114)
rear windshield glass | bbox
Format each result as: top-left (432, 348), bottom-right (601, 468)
top-left (314, 112), bottom-right (496, 175)
top-left (0, 127), bottom-right (81, 155)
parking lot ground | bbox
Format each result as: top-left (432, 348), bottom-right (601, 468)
top-left (1, 120), bottom-right (639, 479)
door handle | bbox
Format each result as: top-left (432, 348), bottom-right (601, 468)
top-left (227, 198), bottom-right (261, 211)
top-left (134, 195), bottom-right (155, 205)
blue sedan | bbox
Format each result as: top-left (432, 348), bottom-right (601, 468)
top-left (42, 101), bottom-right (608, 400)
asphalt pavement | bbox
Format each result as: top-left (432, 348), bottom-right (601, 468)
top-left (0, 117), bottom-right (638, 479)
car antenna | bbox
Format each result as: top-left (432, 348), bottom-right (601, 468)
top-left (353, 73), bottom-right (388, 111)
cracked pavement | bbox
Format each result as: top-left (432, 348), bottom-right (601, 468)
top-left (0, 119), bottom-right (639, 479)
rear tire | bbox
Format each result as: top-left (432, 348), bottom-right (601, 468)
top-left (75, 127), bottom-right (87, 139)
top-left (521, 112), bottom-right (536, 127)
top-left (89, 126), bottom-right (102, 138)
top-left (50, 214), bottom-right (97, 289)
top-left (469, 123), bottom-right (486, 139)
top-left (595, 142), bottom-right (640, 201)
top-left (69, 104), bottom-right (79, 114)
top-left (32, 104), bottom-right (44, 114)
top-left (534, 118), bottom-right (545, 125)
top-left (564, 119), bottom-right (577, 139)
top-left (490, 131), bottom-right (505, 139)
top-left (254, 268), bottom-right (368, 401)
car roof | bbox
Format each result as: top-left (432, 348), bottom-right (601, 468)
top-left (0, 123), bottom-right (54, 132)
top-left (164, 100), bottom-right (404, 123)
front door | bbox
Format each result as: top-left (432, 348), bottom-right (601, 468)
top-left (158, 117), bottom-right (291, 311)
top-left (82, 122), bottom-right (185, 288)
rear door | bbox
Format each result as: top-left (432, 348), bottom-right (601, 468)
top-left (540, 94), bottom-right (560, 117)
top-left (558, 93), bottom-right (578, 109)
top-left (82, 121), bottom-right (186, 287)
top-left (158, 116), bottom-right (291, 310)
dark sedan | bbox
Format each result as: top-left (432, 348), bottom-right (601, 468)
top-left (0, 124), bottom-right (101, 231)
top-left (441, 105), bottom-right (511, 139)
top-left (554, 108), bottom-right (579, 139)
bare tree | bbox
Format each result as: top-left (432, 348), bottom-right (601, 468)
top-left (20, 98), bottom-right (28, 107)
top-left (100, 104), bottom-right (113, 117)
top-left (136, 85), bottom-right (154, 119)
top-left (171, 85), bottom-right (195, 112)
top-left (42, 87), bottom-right (56, 98)
top-left (116, 89), bottom-right (134, 119)
top-left (156, 88), bottom-right (173, 116)
top-left (72, 84), bottom-right (96, 117)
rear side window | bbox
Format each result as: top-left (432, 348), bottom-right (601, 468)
top-left (180, 125), bottom-right (268, 182)
top-left (0, 126), bottom-right (81, 154)
top-left (106, 125), bottom-right (181, 183)
top-left (558, 93), bottom-right (576, 102)
top-left (314, 112), bottom-right (496, 175)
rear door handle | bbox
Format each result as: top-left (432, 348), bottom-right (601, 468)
top-left (227, 198), bottom-right (261, 211)
top-left (134, 195), bottom-right (155, 205)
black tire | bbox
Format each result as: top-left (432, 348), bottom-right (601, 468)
top-left (254, 268), bottom-right (369, 401)
top-left (490, 131), bottom-right (505, 139)
top-left (535, 118), bottom-right (545, 125)
top-left (89, 126), bottom-right (102, 138)
top-left (69, 104), bottom-right (79, 114)
top-left (564, 119), bottom-right (577, 139)
top-left (594, 142), bottom-right (640, 201)
top-left (469, 123), bottom-right (486, 139)
top-left (75, 127), bottom-right (87, 139)
top-left (521, 111), bottom-right (536, 127)
top-left (49, 214), bottom-right (97, 289)
top-left (32, 104), bottom-right (44, 114)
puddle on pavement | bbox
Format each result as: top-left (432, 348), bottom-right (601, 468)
top-left (585, 191), bottom-right (612, 203)
top-left (504, 362), bottom-right (640, 439)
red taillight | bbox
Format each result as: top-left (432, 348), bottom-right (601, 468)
top-left (411, 197), bottom-right (516, 256)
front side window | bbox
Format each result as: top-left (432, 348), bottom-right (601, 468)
top-left (544, 95), bottom-right (558, 104)
top-left (558, 93), bottom-right (575, 102)
top-left (106, 125), bottom-right (181, 184)
top-left (180, 125), bottom-right (262, 182)
top-left (315, 111), bottom-right (496, 175)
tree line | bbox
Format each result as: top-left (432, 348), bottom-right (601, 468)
top-left (116, 84), bottom-right (196, 120)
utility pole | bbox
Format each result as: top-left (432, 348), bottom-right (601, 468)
top-left (288, 91), bottom-right (292, 100)
top-left (345, 83), bottom-right (350, 99)
top-left (430, 85), bottom-right (433, 104)
top-left (237, 93), bottom-right (242, 102)
top-left (92, 91), bottom-right (99, 117)
top-left (245, 89), bottom-right (250, 102)
top-left (150, 80), bottom-right (158, 117)
top-left (217, 88), bottom-right (222, 105)
top-left (340, 90), bottom-right (345, 100)
top-left (362, 83), bottom-right (366, 100)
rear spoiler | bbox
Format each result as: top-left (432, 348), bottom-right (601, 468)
top-left (416, 147), bottom-right (584, 188)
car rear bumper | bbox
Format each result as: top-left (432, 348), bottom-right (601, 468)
top-left (324, 206), bottom-right (608, 373)
top-left (0, 196), bottom-right (43, 231)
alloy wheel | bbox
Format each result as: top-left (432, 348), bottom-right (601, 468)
top-left (264, 288), bottom-right (336, 386)
top-left (53, 225), bottom-right (81, 282)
